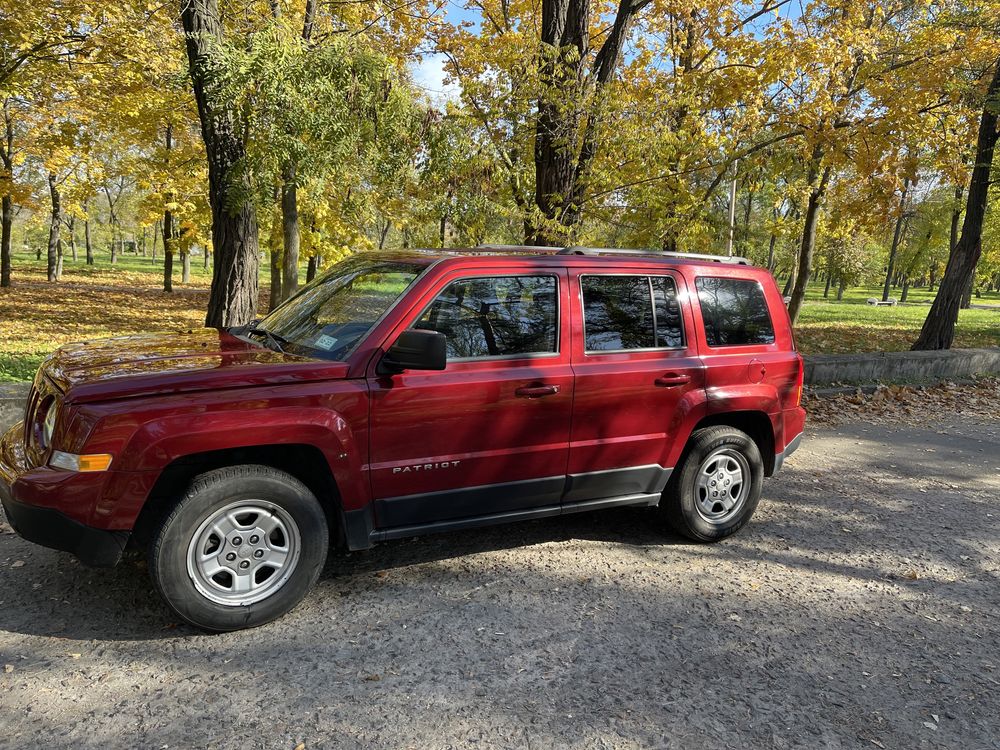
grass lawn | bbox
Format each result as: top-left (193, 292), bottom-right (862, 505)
top-left (2, 248), bottom-right (998, 382)
top-left (794, 284), bottom-right (1000, 354)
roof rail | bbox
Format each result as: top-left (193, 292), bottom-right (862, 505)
top-left (557, 246), bottom-right (751, 265)
top-left (471, 244), bottom-right (563, 253)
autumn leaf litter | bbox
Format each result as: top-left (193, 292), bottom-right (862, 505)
top-left (805, 375), bottom-right (1000, 427)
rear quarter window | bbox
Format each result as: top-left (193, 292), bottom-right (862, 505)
top-left (696, 277), bottom-right (775, 347)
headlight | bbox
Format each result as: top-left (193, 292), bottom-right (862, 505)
top-left (32, 395), bottom-right (58, 451)
top-left (42, 399), bottom-right (58, 447)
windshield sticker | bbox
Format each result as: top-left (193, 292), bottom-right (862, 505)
top-left (314, 334), bottom-right (339, 351)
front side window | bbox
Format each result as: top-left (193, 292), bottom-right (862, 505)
top-left (257, 256), bottom-right (425, 360)
top-left (415, 275), bottom-right (558, 359)
top-left (696, 277), bottom-right (775, 347)
top-left (582, 275), bottom-right (684, 352)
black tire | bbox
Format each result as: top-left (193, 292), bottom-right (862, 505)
top-left (661, 426), bottom-right (764, 542)
top-left (149, 465), bottom-right (329, 632)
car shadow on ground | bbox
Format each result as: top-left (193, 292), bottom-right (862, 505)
top-left (0, 506), bottom-right (686, 642)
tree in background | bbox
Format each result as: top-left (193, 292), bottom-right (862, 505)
top-left (914, 55), bottom-right (1000, 349)
top-left (181, 0), bottom-right (260, 326)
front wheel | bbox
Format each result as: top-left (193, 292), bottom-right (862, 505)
top-left (149, 465), bottom-right (329, 632)
top-left (661, 426), bottom-right (764, 542)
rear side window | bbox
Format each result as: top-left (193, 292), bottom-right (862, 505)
top-left (582, 275), bottom-right (684, 352)
top-left (415, 275), bottom-right (558, 359)
top-left (696, 277), bottom-right (775, 347)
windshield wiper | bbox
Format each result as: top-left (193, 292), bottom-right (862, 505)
top-left (246, 322), bottom-right (289, 353)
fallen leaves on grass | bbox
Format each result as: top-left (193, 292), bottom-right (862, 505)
top-left (0, 265), bottom-right (270, 382)
top-left (805, 377), bottom-right (1000, 427)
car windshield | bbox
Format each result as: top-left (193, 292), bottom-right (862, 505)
top-left (256, 256), bottom-right (425, 361)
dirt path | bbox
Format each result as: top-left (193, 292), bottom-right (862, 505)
top-left (1, 415), bottom-right (998, 749)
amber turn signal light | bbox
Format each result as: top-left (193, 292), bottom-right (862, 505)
top-left (50, 451), bottom-right (113, 473)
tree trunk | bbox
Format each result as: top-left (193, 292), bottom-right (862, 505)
top-left (46, 173), bottom-right (60, 282)
top-left (67, 216), bottom-right (77, 262)
top-left (306, 255), bottom-right (318, 282)
top-left (961, 274), bottom-right (974, 309)
top-left (182, 0), bottom-right (260, 327)
top-left (782, 263), bottom-right (796, 298)
top-left (280, 164), bottom-right (299, 301)
top-left (823, 271), bottom-right (832, 299)
top-left (163, 209), bottom-right (174, 293)
top-left (140, 226), bottom-right (147, 257)
top-left (269, 244), bottom-right (282, 310)
top-left (84, 215), bottom-right (93, 265)
top-left (0, 100), bottom-right (12, 287)
top-left (110, 225), bottom-right (118, 265)
top-left (182, 250), bottom-right (191, 283)
top-left (151, 219), bottom-right (159, 262)
top-left (268, 204), bottom-right (282, 311)
top-left (913, 58), bottom-right (1000, 350)
top-left (836, 277), bottom-right (846, 301)
top-left (1, 194), bottom-right (11, 287)
top-left (928, 264), bottom-right (936, 291)
top-left (532, 0), bottom-right (642, 244)
top-left (882, 178), bottom-right (910, 302)
top-left (765, 231), bottom-right (777, 273)
top-left (163, 124), bottom-right (174, 292)
top-left (900, 275), bottom-right (910, 303)
top-left (786, 151), bottom-right (831, 324)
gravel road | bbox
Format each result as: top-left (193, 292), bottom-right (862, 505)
top-left (1, 414), bottom-right (999, 750)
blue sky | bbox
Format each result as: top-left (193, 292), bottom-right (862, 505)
top-left (409, 2), bottom-right (481, 102)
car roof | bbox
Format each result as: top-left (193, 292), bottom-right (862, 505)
top-left (374, 246), bottom-right (761, 271)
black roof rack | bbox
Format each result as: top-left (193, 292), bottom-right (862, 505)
top-left (557, 246), bottom-right (751, 265)
top-left (467, 244), bottom-right (563, 253)
top-left (455, 244), bottom-right (752, 264)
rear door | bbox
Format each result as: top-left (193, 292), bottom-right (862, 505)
top-left (367, 266), bottom-right (574, 529)
top-left (565, 268), bottom-right (705, 506)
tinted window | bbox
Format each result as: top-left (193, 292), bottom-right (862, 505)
top-left (653, 276), bottom-right (684, 348)
top-left (582, 276), bottom-right (655, 351)
top-left (415, 275), bottom-right (557, 359)
top-left (696, 277), bottom-right (775, 346)
top-left (582, 275), bottom-right (685, 351)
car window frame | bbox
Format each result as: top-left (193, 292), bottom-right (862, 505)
top-left (694, 275), bottom-right (776, 348)
top-left (409, 272), bottom-right (563, 363)
top-left (579, 272), bottom-right (687, 355)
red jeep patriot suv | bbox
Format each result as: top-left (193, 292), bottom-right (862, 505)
top-left (0, 247), bottom-right (805, 631)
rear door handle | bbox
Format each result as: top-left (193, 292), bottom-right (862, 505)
top-left (655, 373), bottom-right (691, 387)
top-left (515, 384), bottom-right (560, 398)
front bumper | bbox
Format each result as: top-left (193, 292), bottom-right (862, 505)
top-left (1, 494), bottom-right (129, 567)
top-left (0, 422), bottom-right (128, 567)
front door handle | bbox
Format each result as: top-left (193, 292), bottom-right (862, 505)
top-left (655, 373), bottom-right (691, 387)
top-left (515, 384), bottom-right (560, 398)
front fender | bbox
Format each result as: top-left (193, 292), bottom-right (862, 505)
top-left (78, 382), bottom-right (371, 528)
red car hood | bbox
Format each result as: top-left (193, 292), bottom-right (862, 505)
top-left (42, 329), bottom-right (349, 404)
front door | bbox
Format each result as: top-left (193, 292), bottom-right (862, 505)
top-left (368, 268), bottom-right (574, 530)
top-left (565, 269), bottom-right (705, 505)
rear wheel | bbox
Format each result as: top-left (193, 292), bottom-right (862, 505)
top-left (661, 426), bottom-right (763, 542)
top-left (149, 465), bottom-right (328, 632)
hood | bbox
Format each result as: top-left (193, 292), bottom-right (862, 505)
top-left (42, 329), bottom-right (350, 404)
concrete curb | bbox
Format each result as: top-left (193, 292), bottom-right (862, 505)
top-left (0, 383), bottom-right (31, 431)
top-left (802, 347), bottom-right (1000, 386)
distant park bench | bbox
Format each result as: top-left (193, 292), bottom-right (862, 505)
top-left (866, 297), bottom-right (898, 306)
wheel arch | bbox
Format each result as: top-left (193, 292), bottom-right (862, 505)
top-left (687, 411), bottom-right (777, 476)
top-left (130, 444), bottom-right (347, 553)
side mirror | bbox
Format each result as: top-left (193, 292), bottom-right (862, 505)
top-left (378, 329), bottom-right (447, 374)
